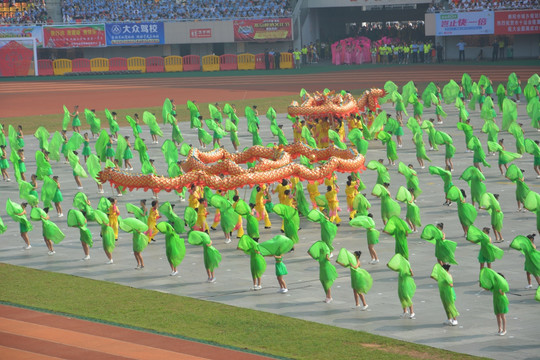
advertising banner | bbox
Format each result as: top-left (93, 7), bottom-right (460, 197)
top-left (494, 10), bottom-right (540, 35)
top-left (233, 18), bottom-right (292, 41)
top-left (436, 11), bottom-right (494, 36)
top-left (190, 28), bottom-right (212, 39)
top-left (43, 25), bottom-right (106, 48)
top-left (0, 25), bottom-right (44, 47)
top-left (106, 22), bottom-right (164, 46)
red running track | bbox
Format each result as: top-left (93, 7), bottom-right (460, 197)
top-left (0, 64), bottom-right (537, 118)
top-left (0, 304), bottom-right (275, 360)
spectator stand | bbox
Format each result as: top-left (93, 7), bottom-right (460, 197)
top-left (60, 0), bottom-right (293, 23)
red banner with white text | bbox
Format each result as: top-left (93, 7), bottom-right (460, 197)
top-left (494, 10), bottom-right (540, 35)
top-left (43, 25), bottom-right (106, 48)
top-left (233, 18), bottom-right (292, 42)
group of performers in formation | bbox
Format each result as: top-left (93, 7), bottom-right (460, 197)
top-left (1, 71), bottom-right (540, 337)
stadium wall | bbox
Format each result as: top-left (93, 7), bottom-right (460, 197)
top-left (440, 35), bottom-right (540, 60)
top-left (425, 12), bottom-right (540, 60)
top-left (165, 21), bottom-right (235, 44)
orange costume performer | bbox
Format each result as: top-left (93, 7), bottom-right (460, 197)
top-left (108, 203), bottom-right (120, 240)
top-left (255, 185), bottom-right (272, 228)
top-left (146, 206), bottom-right (160, 242)
top-left (326, 187), bottom-right (342, 225)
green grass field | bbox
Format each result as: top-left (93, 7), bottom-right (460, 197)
top-left (0, 263), bottom-right (487, 360)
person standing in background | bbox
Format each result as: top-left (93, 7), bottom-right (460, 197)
top-left (293, 48), bottom-right (301, 69)
top-left (411, 42), bottom-right (418, 63)
top-left (274, 49), bottom-right (281, 69)
top-left (436, 43), bottom-right (444, 63)
top-left (499, 38), bottom-right (505, 60)
top-left (492, 40), bottom-right (499, 62)
top-left (301, 45), bottom-right (308, 65)
top-left (457, 40), bottom-right (466, 61)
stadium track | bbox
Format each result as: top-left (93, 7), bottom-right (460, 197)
top-left (0, 304), bottom-right (275, 360)
top-left (1, 64), bottom-right (538, 118)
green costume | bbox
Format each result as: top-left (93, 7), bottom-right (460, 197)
top-left (384, 216), bottom-right (411, 260)
top-left (421, 224), bottom-right (458, 265)
top-left (395, 187), bottom-right (421, 229)
top-left (378, 130), bottom-right (398, 162)
top-left (429, 166), bottom-right (453, 195)
top-left (479, 268), bottom-right (509, 315)
top-left (460, 166), bottom-right (486, 205)
top-left (466, 225), bottom-right (504, 264)
top-left (447, 186), bottom-right (477, 228)
top-left (413, 132), bottom-right (431, 162)
top-left (157, 222), bottom-right (186, 269)
top-left (480, 193), bottom-right (504, 232)
top-left (350, 215), bottom-right (379, 245)
top-left (372, 184), bottom-right (401, 224)
top-left (120, 217), bottom-right (149, 253)
top-left (367, 160), bottom-right (390, 185)
top-left (6, 199), bottom-right (33, 234)
top-left (188, 230), bottom-right (222, 272)
top-left (336, 248), bottom-right (373, 294)
top-left (308, 241), bottom-right (338, 293)
top-left (67, 209), bottom-right (93, 247)
top-left (431, 263), bottom-right (459, 320)
top-left (506, 165), bottom-right (530, 205)
top-left (387, 253), bottom-right (416, 308)
top-left (398, 162), bottom-right (422, 198)
top-left (352, 193), bottom-right (371, 217)
top-left (307, 209), bottom-right (337, 251)
top-left (238, 235), bottom-right (267, 280)
top-left (468, 136), bottom-right (490, 168)
top-left (510, 235), bottom-right (540, 277)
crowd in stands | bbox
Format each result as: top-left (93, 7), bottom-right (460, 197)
top-left (332, 38), bottom-right (445, 66)
top-left (428, 0), bottom-right (540, 12)
top-left (0, 0), bottom-right (49, 24)
top-left (61, 0), bottom-right (292, 23)
top-left (348, 22), bottom-right (425, 44)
